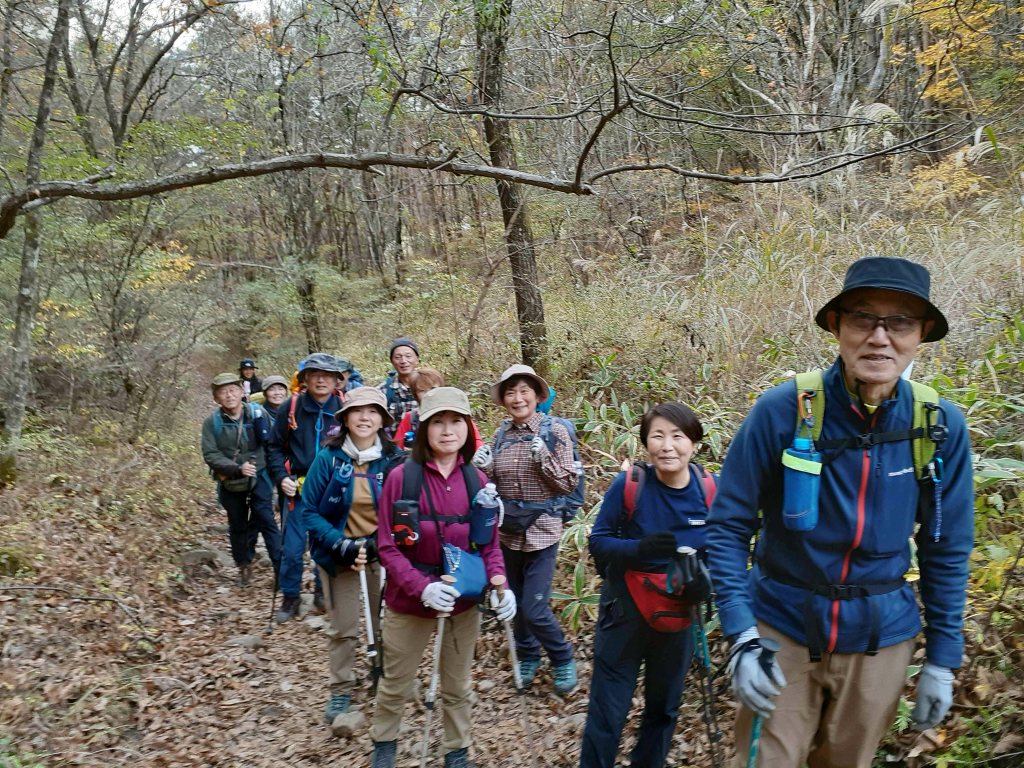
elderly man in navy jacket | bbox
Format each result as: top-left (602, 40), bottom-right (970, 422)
top-left (707, 257), bottom-right (974, 768)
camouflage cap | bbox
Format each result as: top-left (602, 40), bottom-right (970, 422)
top-left (211, 372), bottom-right (244, 397)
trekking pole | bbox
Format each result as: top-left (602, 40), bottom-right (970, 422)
top-left (689, 604), bottom-right (723, 768)
top-left (265, 494), bottom-right (293, 635)
top-left (490, 575), bottom-right (539, 768)
top-left (357, 547), bottom-right (383, 693)
top-left (420, 575), bottom-right (454, 768)
top-left (746, 638), bottom-right (782, 768)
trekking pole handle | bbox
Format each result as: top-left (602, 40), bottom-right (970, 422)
top-left (439, 575), bottom-right (455, 618)
top-left (357, 544), bottom-right (365, 572)
top-left (491, 574), bottom-right (506, 600)
top-left (757, 638), bottom-right (782, 677)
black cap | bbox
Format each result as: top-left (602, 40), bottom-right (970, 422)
top-left (815, 257), bottom-right (948, 342)
top-left (389, 337), bottom-right (419, 359)
top-left (239, 359), bottom-right (256, 370)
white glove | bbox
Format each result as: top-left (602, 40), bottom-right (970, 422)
top-left (912, 663), bottom-right (954, 730)
top-left (730, 628), bottom-right (787, 719)
top-left (490, 587), bottom-right (517, 622)
top-left (530, 436), bottom-right (546, 462)
top-left (471, 445), bottom-right (493, 470)
top-left (421, 581), bottom-right (460, 612)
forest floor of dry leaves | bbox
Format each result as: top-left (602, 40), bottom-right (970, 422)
top-left (2, 417), bottom-right (1023, 767)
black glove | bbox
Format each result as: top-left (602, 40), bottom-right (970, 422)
top-left (637, 532), bottom-right (678, 561)
top-left (667, 547), bottom-right (713, 603)
top-left (333, 534), bottom-right (378, 567)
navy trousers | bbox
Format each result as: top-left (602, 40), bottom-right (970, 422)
top-left (501, 543), bottom-right (574, 666)
top-left (218, 474), bottom-right (281, 568)
top-left (580, 585), bottom-right (695, 768)
top-left (279, 489), bottom-right (322, 597)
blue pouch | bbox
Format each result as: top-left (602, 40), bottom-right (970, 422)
top-left (781, 436), bottom-right (821, 531)
top-left (442, 543), bottom-right (487, 601)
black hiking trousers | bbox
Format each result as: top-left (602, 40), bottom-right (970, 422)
top-left (218, 474), bottom-right (281, 568)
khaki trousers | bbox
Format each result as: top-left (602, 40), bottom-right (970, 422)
top-left (732, 621), bottom-right (915, 768)
top-left (319, 563), bottom-right (382, 696)
top-left (370, 608), bottom-right (481, 752)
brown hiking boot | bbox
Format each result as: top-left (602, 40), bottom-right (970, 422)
top-left (312, 583), bottom-right (326, 614)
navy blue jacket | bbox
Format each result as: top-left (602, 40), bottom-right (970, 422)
top-left (706, 360), bottom-right (973, 669)
top-left (299, 446), bottom-right (395, 577)
top-left (265, 392), bottom-right (343, 486)
top-left (590, 469), bottom-right (710, 583)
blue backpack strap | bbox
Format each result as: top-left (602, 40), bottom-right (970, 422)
top-left (213, 409), bottom-right (224, 438)
top-left (492, 422), bottom-right (512, 455)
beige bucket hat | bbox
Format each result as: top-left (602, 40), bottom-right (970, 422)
top-left (489, 364), bottom-right (551, 405)
top-left (210, 372), bottom-right (243, 397)
top-left (334, 386), bottom-right (394, 427)
top-left (260, 374), bottom-right (289, 391)
top-left (418, 387), bottom-right (472, 422)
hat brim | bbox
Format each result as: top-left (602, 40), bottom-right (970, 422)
top-left (815, 291), bottom-right (948, 343)
top-left (297, 366), bottom-right (338, 383)
top-left (490, 373), bottom-right (551, 405)
top-left (334, 402), bottom-right (394, 428)
top-left (418, 404), bottom-right (472, 423)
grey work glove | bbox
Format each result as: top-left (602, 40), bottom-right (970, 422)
top-left (471, 445), bottom-right (493, 470)
top-left (912, 663), bottom-right (954, 730)
top-left (530, 436), bottom-right (546, 462)
top-left (730, 628), bottom-right (787, 718)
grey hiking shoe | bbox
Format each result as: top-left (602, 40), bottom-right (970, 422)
top-left (443, 748), bottom-right (477, 768)
top-left (275, 595), bottom-right (300, 623)
top-left (518, 658), bottom-right (541, 689)
top-left (371, 741), bottom-right (397, 768)
top-left (553, 658), bottom-right (578, 696)
top-left (324, 694), bottom-right (350, 723)
top-left (237, 564), bottom-right (251, 588)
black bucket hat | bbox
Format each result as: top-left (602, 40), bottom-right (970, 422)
top-left (239, 358), bottom-right (257, 370)
top-left (815, 257), bottom-right (948, 343)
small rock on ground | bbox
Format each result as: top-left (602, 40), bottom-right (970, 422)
top-left (477, 680), bottom-right (496, 693)
top-left (330, 711), bottom-right (367, 738)
top-left (222, 635), bottom-right (263, 650)
top-left (181, 549), bottom-right (220, 566)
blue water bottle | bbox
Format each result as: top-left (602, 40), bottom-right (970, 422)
top-left (470, 483), bottom-right (500, 546)
top-left (781, 435), bottom-right (821, 531)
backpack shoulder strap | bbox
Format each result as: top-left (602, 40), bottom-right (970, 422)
top-left (461, 463), bottom-right (482, 503)
top-left (909, 380), bottom-right (940, 478)
top-left (492, 422), bottom-right (512, 454)
top-left (794, 369), bottom-right (826, 443)
top-left (690, 462), bottom-right (717, 510)
top-left (212, 409), bottom-right (224, 438)
top-left (288, 393), bottom-right (299, 432)
top-left (538, 415), bottom-right (564, 452)
top-left (401, 458), bottom-right (425, 503)
top-left (622, 462), bottom-right (647, 522)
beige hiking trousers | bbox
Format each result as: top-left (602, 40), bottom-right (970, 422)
top-left (731, 621), bottom-right (915, 768)
top-left (370, 607), bottom-right (481, 752)
top-left (319, 563), bottom-right (382, 696)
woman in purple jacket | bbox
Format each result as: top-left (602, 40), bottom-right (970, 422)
top-left (370, 387), bottom-right (512, 768)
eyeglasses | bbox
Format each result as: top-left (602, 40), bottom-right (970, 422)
top-left (838, 308), bottom-right (925, 336)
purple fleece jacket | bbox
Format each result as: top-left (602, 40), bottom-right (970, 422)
top-left (377, 457), bottom-right (505, 618)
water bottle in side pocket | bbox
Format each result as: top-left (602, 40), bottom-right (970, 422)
top-left (781, 435), bottom-right (821, 531)
top-left (470, 483), bottom-right (501, 546)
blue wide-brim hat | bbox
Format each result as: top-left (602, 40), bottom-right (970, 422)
top-left (815, 257), bottom-right (948, 342)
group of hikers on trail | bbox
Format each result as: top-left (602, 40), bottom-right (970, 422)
top-left (199, 257), bottom-right (973, 768)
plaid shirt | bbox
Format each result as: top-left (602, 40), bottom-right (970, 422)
top-left (492, 412), bottom-right (578, 552)
top-left (377, 372), bottom-right (417, 427)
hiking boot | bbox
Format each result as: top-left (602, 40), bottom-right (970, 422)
top-left (236, 564), bottom-right (251, 588)
top-left (275, 595), bottom-right (300, 623)
top-left (312, 583), bottom-right (326, 613)
top-left (518, 658), bottom-right (541, 689)
top-left (324, 693), bottom-right (350, 723)
top-left (371, 740), bottom-right (397, 768)
top-left (443, 747), bottom-right (476, 768)
top-left (553, 658), bottom-right (578, 696)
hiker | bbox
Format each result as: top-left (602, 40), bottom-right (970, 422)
top-left (266, 353), bottom-right (347, 622)
top-left (299, 387), bottom-right (399, 724)
top-left (707, 257), bottom-right (974, 768)
top-left (336, 357), bottom-right (365, 391)
top-left (201, 373), bottom-right (282, 587)
top-left (370, 387), bottom-right (511, 768)
top-left (581, 402), bottom-right (714, 768)
top-left (240, 359), bottom-right (262, 399)
top-left (377, 337), bottom-right (420, 427)
top-left (475, 364), bottom-right (578, 696)
top-left (395, 368), bottom-right (484, 452)
top-left (256, 375), bottom-right (290, 425)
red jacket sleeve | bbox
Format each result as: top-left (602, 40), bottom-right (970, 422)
top-left (395, 412), bottom-right (412, 450)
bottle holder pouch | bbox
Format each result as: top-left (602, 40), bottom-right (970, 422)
top-left (782, 437), bottom-right (822, 531)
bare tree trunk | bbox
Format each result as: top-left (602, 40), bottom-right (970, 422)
top-left (0, 1), bottom-right (13, 144)
top-left (296, 275), bottom-right (323, 353)
top-left (475, 0), bottom-right (549, 373)
top-left (2, 0), bottom-right (70, 484)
